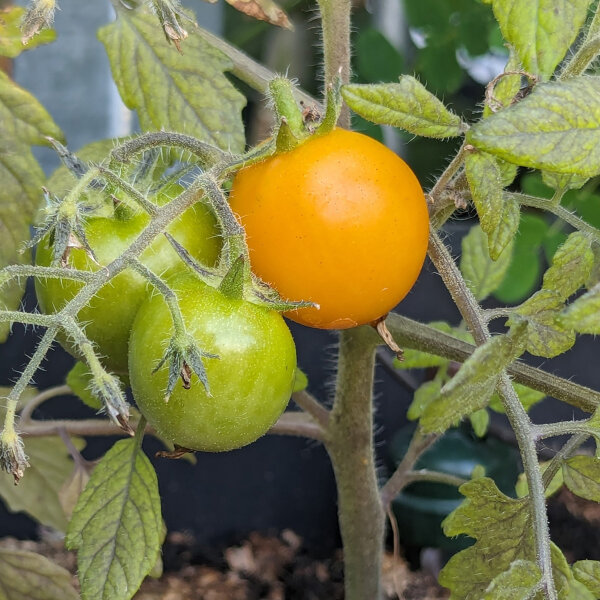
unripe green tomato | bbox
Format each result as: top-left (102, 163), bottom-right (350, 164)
top-left (35, 185), bottom-right (220, 376)
top-left (129, 272), bottom-right (296, 452)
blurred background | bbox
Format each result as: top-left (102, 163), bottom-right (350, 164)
top-left (2, 0), bottom-right (599, 570)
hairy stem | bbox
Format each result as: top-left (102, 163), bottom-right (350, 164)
top-left (428, 227), bottom-right (557, 599)
top-left (316, 0), bottom-right (351, 128)
top-left (325, 327), bottom-right (385, 600)
top-left (19, 384), bottom-right (72, 423)
top-left (512, 192), bottom-right (600, 241)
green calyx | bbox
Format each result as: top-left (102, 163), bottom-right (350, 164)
top-left (268, 75), bottom-right (343, 153)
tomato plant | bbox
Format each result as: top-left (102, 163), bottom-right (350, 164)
top-left (229, 128), bottom-right (429, 329)
top-left (128, 271), bottom-right (297, 452)
top-left (35, 185), bottom-right (220, 375)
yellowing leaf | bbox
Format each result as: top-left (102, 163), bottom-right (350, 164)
top-left (468, 78), bottom-right (600, 177)
top-left (0, 6), bottom-right (56, 58)
top-left (490, 0), bottom-right (592, 79)
top-left (224, 0), bottom-right (292, 29)
top-left (98, 6), bottom-right (245, 153)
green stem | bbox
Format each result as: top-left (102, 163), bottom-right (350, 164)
top-left (0, 264), bottom-right (94, 284)
top-left (96, 166), bottom-right (159, 216)
top-left (542, 433), bottom-right (588, 489)
top-left (512, 192), bottom-right (600, 241)
top-left (427, 227), bottom-right (557, 600)
top-left (560, 1), bottom-right (600, 79)
top-left (316, 0), bottom-right (351, 128)
top-left (325, 327), bottom-right (385, 600)
top-left (532, 420), bottom-right (591, 441)
top-left (404, 469), bottom-right (468, 488)
top-left (380, 428), bottom-right (438, 506)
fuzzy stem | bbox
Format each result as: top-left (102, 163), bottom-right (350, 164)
top-left (380, 428), bottom-right (439, 507)
top-left (316, 0), bottom-right (351, 128)
top-left (512, 192), bottom-right (600, 241)
top-left (96, 166), bottom-right (159, 216)
top-left (325, 327), bottom-right (385, 600)
top-left (404, 469), bottom-right (468, 488)
top-left (532, 420), bottom-right (591, 441)
top-left (292, 389), bottom-right (330, 429)
top-left (560, 1), bottom-right (600, 79)
top-left (541, 433), bottom-right (589, 489)
top-left (0, 264), bottom-right (95, 284)
top-left (19, 384), bottom-right (72, 423)
top-left (428, 227), bottom-right (557, 599)
top-left (129, 259), bottom-right (186, 337)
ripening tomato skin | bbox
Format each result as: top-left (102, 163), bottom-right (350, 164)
top-left (229, 128), bottom-right (429, 329)
top-left (129, 272), bottom-right (297, 452)
top-left (35, 186), bottom-right (220, 375)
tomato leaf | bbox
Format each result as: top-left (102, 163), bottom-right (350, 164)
top-left (0, 72), bottom-right (62, 343)
top-left (420, 331), bottom-right (524, 434)
top-left (573, 561), bottom-right (600, 596)
top-left (542, 231), bottom-right (594, 301)
top-left (0, 5), bottom-right (56, 58)
top-left (66, 438), bottom-right (162, 600)
top-left (465, 151), bottom-right (503, 235)
top-left (560, 282), bottom-right (600, 334)
top-left (494, 213), bottom-right (547, 304)
top-left (98, 5), bottom-right (245, 153)
top-left (469, 408), bottom-right (489, 438)
top-left (440, 477), bottom-right (587, 598)
top-left (508, 290), bottom-right (575, 358)
top-left (341, 76), bottom-right (464, 139)
top-left (515, 461), bottom-right (564, 499)
top-left (0, 436), bottom-right (85, 532)
top-left (407, 380), bottom-right (441, 421)
top-left (0, 548), bottom-right (79, 600)
top-left (482, 560), bottom-right (541, 600)
top-left (489, 382), bottom-right (546, 415)
top-left (468, 77), bottom-right (600, 177)
top-left (489, 0), bottom-right (591, 79)
top-left (460, 224), bottom-right (513, 301)
top-left (563, 456), bottom-right (600, 502)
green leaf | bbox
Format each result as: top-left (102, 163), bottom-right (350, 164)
top-left (488, 196), bottom-right (520, 260)
top-left (483, 47), bottom-right (522, 117)
top-left (66, 438), bottom-right (162, 600)
top-left (489, 382), bottom-right (546, 414)
top-left (465, 150), bottom-right (504, 235)
top-left (0, 6), bottom-right (56, 58)
top-left (490, 0), bottom-right (592, 79)
top-left (341, 76), bottom-right (463, 139)
top-left (542, 231), bottom-right (594, 300)
top-left (509, 290), bottom-right (575, 358)
top-left (98, 6), bottom-right (245, 152)
top-left (561, 282), bottom-right (600, 334)
top-left (586, 242), bottom-right (600, 289)
top-left (355, 29), bottom-right (403, 84)
top-left (482, 560), bottom-right (542, 600)
top-left (420, 331), bottom-right (524, 434)
top-left (573, 560), bottom-right (600, 596)
top-left (460, 224), bottom-right (514, 301)
top-left (0, 436), bottom-right (85, 531)
top-left (494, 213), bottom-right (547, 304)
top-left (515, 461), bottom-right (564, 498)
top-left (0, 548), bottom-right (78, 600)
top-left (66, 361), bottom-right (103, 410)
top-left (563, 455), bottom-right (600, 502)
top-left (470, 409), bottom-right (490, 438)
top-left (468, 77), bottom-right (600, 177)
top-left (0, 72), bottom-right (62, 343)
top-left (292, 367), bottom-right (308, 392)
top-left (440, 477), bottom-right (584, 599)
top-left (407, 380), bottom-right (441, 421)
top-left (542, 171), bottom-right (589, 192)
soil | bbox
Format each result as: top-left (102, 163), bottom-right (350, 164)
top-left (1, 488), bottom-right (598, 599)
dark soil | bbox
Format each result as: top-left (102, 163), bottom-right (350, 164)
top-left (2, 487), bottom-right (598, 599)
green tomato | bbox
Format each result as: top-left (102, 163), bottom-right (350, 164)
top-left (128, 272), bottom-right (297, 452)
top-left (35, 185), bottom-right (220, 376)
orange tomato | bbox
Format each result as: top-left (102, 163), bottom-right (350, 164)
top-left (229, 128), bottom-right (429, 329)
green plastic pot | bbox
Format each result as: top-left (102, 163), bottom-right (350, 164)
top-left (387, 423), bottom-right (520, 551)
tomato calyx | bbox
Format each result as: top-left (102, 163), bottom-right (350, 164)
top-left (89, 370), bottom-right (133, 435)
top-left (152, 331), bottom-right (218, 401)
top-left (166, 234), bottom-right (315, 312)
top-left (27, 187), bottom-right (99, 267)
top-left (155, 444), bottom-right (194, 459)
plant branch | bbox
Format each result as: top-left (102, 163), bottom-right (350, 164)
top-left (268, 411), bottom-right (326, 441)
top-left (96, 166), bottom-right (158, 216)
top-left (380, 428), bottom-right (439, 507)
top-left (428, 142), bottom-right (467, 204)
top-left (404, 469), bottom-right (468, 488)
top-left (19, 384), bottom-right (72, 424)
top-left (383, 313), bottom-right (600, 414)
top-left (292, 389), bottom-right (330, 429)
top-left (541, 433), bottom-right (589, 490)
top-left (532, 419), bottom-right (593, 441)
top-left (512, 192), bottom-right (600, 241)
top-left (195, 26), bottom-right (319, 108)
top-left (427, 227), bottom-right (557, 599)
